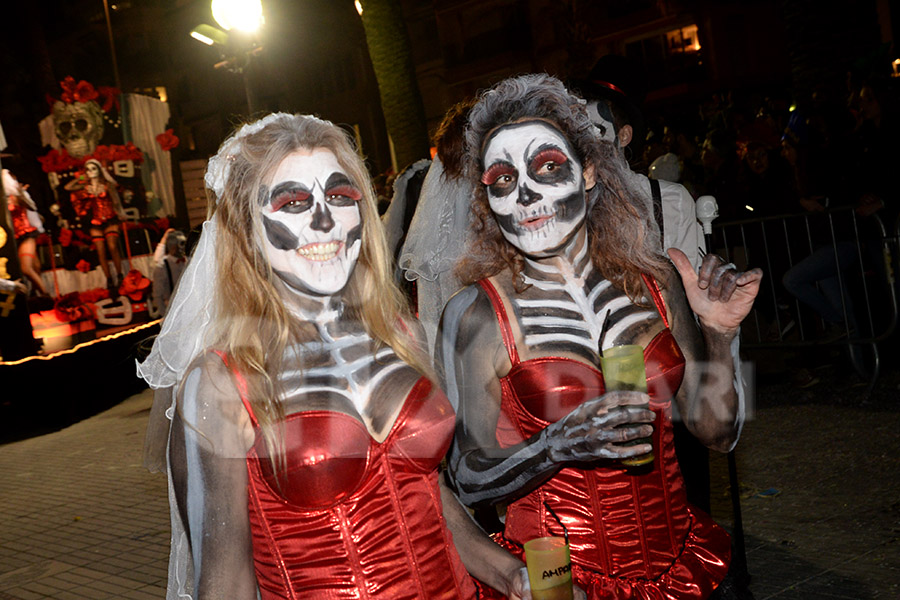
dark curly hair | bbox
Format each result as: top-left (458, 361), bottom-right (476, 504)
top-left (456, 73), bottom-right (668, 300)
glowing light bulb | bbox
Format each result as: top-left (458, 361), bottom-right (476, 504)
top-left (211, 0), bottom-right (264, 33)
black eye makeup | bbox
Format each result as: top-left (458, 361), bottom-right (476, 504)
top-left (270, 182), bottom-right (314, 213)
top-left (528, 145), bottom-right (573, 184)
top-left (323, 173), bottom-right (361, 206)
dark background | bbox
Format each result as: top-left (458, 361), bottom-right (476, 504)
top-left (0, 0), bottom-right (896, 225)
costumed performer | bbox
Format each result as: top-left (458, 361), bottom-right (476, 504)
top-left (439, 74), bottom-right (762, 599)
top-left (3, 169), bottom-right (49, 296)
top-left (65, 158), bottom-right (125, 289)
top-left (136, 113), bottom-right (541, 600)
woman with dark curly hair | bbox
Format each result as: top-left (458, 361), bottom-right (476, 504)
top-left (438, 74), bottom-right (762, 599)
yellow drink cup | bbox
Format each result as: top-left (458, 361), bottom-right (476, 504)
top-left (524, 536), bottom-right (573, 600)
top-left (599, 344), bottom-right (654, 467)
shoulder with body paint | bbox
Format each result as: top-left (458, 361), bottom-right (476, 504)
top-left (176, 350), bottom-right (255, 457)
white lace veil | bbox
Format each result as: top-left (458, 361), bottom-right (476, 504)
top-left (136, 112), bottom-right (291, 394)
top-left (397, 157), bottom-right (474, 355)
top-left (135, 113), bottom-right (292, 600)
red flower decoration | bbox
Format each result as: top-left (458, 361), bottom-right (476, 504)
top-left (54, 291), bottom-right (95, 323)
top-left (97, 86), bottom-right (121, 113)
top-left (79, 288), bottom-right (110, 304)
top-left (73, 80), bottom-right (99, 103)
top-left (76, 259), bottom-right (92, 273)
top-left (58, 228), bottom-right (73, 247)
top-left (119, 269), bottom-right (151, 301)
top-left (92, 145), bottom-right (114, 163)
top-left (153, 217), bottom-right (170, 233)
top-left (156, 129), bottom-right (180, 152)
top-left (59, 76), bottom-right (78, 103)
top-left (123, 142), bottom-right (144, 163)
top-left (37, 148), bottom-right (80, 174)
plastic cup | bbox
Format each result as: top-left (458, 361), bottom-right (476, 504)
top-left (524, 536), bottom-right (573, 600)
top-left (599, 344), bottom-right (654, 467)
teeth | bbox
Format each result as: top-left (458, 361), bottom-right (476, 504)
top-left (297, 241), bottom-right (341, 261)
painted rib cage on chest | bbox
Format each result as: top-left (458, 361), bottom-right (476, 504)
top-left (277, 322), bottom-right (406, 408)
top-left (514, 264), bottom-right (658, 354)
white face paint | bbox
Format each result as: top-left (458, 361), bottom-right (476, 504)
top-left (481, 121), bottom-right (587, 257)
top-left (261, 149), bottom-right (363, 296)
top-left (585, 100), bottom-right (617, 144)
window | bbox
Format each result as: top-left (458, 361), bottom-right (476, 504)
top-left (625, 24), bottom-right (705, 87)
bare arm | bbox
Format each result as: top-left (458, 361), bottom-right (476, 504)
top-left (440, 285), bottom-right (655, 508)
top-left (667, 248), bottom-right (762, 451)
top-left (439, 475), bottom-right (531, 599)
top-left (168, 354), bottom-right (259, 599)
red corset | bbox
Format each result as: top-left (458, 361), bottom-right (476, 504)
top-left (70, 188), bottom-right (118, 226)
top-left (506, 328), bottom-right (684, 424)
top-left (8, 201), bottom-right (36, 240)
top-left (236, 375), bottom-right (477, 600)
top-left (479, 277), bottom-right (730, 600)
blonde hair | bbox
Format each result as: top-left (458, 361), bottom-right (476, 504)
top-left (207, 114), bottom-right (428, 465)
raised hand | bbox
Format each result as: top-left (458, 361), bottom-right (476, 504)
top-left (541, 392), bottom-right (655, 463)
top-left (668, 248), bottom-right (762, 335)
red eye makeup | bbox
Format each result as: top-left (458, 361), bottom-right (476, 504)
top-left (531, 148), bottom-right (568, 172)
top-left (271, 189), bottom-right (312, 212)
top-left (325, 185), bottom-right (362, 202)
top-left (481, 162), bottom-right (516, 186)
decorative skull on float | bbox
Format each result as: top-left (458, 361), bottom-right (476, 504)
top-left (52, 98), bottom-right (105, 159)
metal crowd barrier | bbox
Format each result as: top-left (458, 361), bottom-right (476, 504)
top-left (709, 204), bottom-right (899, 394)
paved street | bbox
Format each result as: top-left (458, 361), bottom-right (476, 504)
top-left (0, 390), bottom-right (168, 600)
top-left (1, 351), bottom-right (898, 599)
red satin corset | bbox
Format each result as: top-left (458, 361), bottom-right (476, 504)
top-left (70, 188), bottom-right (117, 226)
top-left (238, 376), bottom-right (477, 600)
top-left (479, 278), bottom-right (730, 600)
top-left (8, 201), bottom-right (36, 239)
top-left (507, 327), bottom-right (685, 424)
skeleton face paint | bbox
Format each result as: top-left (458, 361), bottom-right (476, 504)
top-left (585, 100), bottom-right (617, 144)
top-left (85, 162), bottom-right (100, 179)
top-left (481, 121), bottom-right (587, 257)
top-left (261, 149), bottom-right (362, 296)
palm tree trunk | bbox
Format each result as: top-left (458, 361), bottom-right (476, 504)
top-left (358, 0), bottom-right (430, 171)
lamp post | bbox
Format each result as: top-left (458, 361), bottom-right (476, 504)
top-left (190, 0), bottom-right (264, 115)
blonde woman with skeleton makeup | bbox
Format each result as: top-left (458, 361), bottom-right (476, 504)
top-left (439, 75), bottom-right (762, 599)
top-left (137, 113), bottom-right (534, 600)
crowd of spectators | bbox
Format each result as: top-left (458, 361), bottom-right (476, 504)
top-left (636, 75), bottom-right (897, 223)
top-left (632, 73), bottom-right (899, 386)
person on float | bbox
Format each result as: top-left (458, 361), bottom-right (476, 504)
top-left (3, 169), bottom-right (49, 296)
top-left (65, 158), bottom-right (126, 289)
top-left (136, 113), bottom-right (544, 600)
top-left (439, 74), bottom-right (762, 599)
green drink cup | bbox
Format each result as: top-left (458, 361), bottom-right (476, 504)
top-left (599, 344), bottom-right (654, 467)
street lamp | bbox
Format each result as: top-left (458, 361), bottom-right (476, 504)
top-left (190, 24), bottom-right (229, 47)
top-left (190, 0), bottom-right (264, 114)
top-left (212, 0), bottom-right (264, 33)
